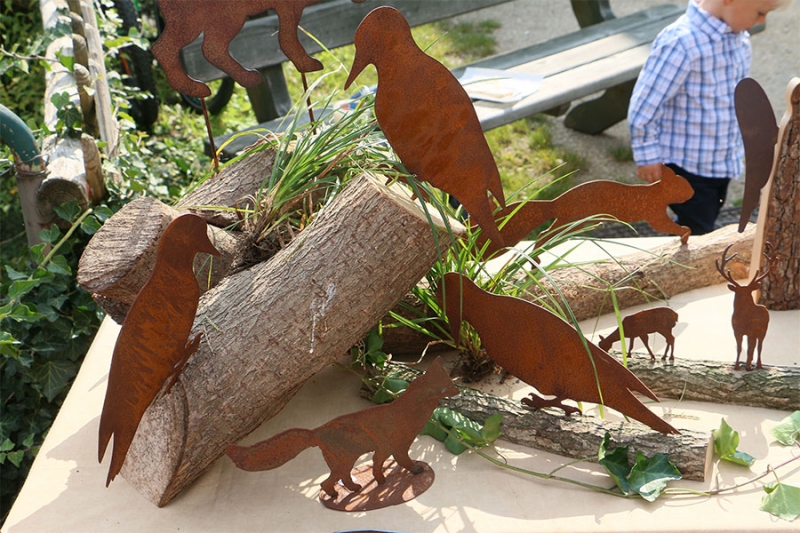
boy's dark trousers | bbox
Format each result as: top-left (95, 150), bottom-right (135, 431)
top-left (666, 164), bottom-right (731, 236)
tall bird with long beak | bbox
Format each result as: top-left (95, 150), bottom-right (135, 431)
top-left (98, 214), bottom-right (221, 486)
top-left (345, 6), bottom-right (506, 247)
top-left (438, 273), bottom-right (678, 435)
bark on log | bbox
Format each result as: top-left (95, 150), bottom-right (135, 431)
top-left (758, 78), bottom-right (800, 310)
top-left (621, 355), bottom-right (800, 412)
top-left (383, 364), bottom-right (710, 481)
top-left (383, 224), bottom-right (756, 355)
top-left (77, 197), bottom-right (244, 323)
top-left (118, 174), bottom-right (463, 506)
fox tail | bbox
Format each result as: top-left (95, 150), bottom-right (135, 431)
top-left (226, 428), bottom-right (318, 472)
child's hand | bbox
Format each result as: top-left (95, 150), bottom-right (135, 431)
top-left (637, 164), bottom-right (663, 184)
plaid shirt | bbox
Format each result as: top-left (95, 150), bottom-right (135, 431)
top-left (628, 0), bottom-right (751, 179)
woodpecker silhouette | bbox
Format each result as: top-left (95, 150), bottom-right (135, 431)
top-left (345, 6), bottom-right (506, 247)
top-left (98, 214), bottom-right (221, 486)
top-left (439, 273), bottom-right (678, 435)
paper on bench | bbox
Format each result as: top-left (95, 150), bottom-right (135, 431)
top-left (459, 67), bottom-right (543, 103)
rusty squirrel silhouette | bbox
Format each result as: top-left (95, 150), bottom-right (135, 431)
top-left (152, 0), bottom-right (364, 97)
top-left (476, 165), bottom-right (694, 257)
top-left (226, 357), bottom-right (459, 498)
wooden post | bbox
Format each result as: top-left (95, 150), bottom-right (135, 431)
top-left (752, 78), bottom-right (800, 309)
top-left (109, 174), bottom-right (462, 506)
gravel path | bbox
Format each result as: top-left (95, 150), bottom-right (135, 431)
top-left (455, 0), bottom-right (799, 204)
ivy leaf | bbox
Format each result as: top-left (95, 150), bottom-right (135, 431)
top-left (0, 438), bottom-right (14, 452)
top-left (713, 418), bottom-right (755, 467)
top-left (4, 266), bottom-right (28, 281)
top-left (6, 450), bottom-right (25, 468)
top-left (771, 411), bottom-right (800, 446)
top-left (34, 359), bottom-right (76, 402)
top-left (480, 414), bottom-right (503, 444)
top-left (46, 255), bottom-right (71, 276)
top-left (627, 452), bottom-right (682, 502)
top-left (760, 482), bottom-right (800, 521)
top-left (53, 199), bottom-right (81, 223)
top-left (422, 407), bottom-right (498, 455)
top-left (8, 278), bottom-right (43, 300)
top-left (598, 433), bottom-right (631, 494)
top-left (37, 225), bottom-right (61, 244)
top-left (371, 376), bottom-right (407, 404)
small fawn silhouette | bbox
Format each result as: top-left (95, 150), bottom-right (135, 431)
top-left (598, 308), bottom-right (679, 361)
top-left (476, 165), bottom-right (694, 257)
top-left (226, 357), bottom-right (458, 498)
top-left (152, 0), bottom-right (364, 97)
top-left (716, 243), bottom-right (774, 370)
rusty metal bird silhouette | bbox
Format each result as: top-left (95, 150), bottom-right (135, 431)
top-left (735, 77), bottom-right (779, 233)
top-left (345, 6), bottom-right (506, 247)
top-left (439, 272), bottom-right (678, 435)
top-left (98, 214), bottom-right (220, 486)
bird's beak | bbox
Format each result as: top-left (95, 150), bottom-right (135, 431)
top-left (201, 233), bottom-right (222, 257)
top-left (344, 47), bottom-right (368, 90)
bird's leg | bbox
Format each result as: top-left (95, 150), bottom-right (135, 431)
top-left (163, 333), bottom-right (203, 395)
top-left (521, 393), bottom-right (581, 416)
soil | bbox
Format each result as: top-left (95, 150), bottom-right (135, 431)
top-left (455, 0), bottom-right (800, 206)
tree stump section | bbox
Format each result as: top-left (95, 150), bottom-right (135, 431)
top-left (116, 174), bottom-right (462, 506)
top-left (757, 78), bottom-right (800, 310)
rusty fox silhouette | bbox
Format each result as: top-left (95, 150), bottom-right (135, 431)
top-left (226, 357), bottom-right (459, 498)
top-left (152, 0), bottom-right (364, 97)
top-left (477, 165), bottom-right (694, 257)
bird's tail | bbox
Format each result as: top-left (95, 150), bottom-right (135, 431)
top-left (226, 428), bottom-right (318, 472)
top-left (98, 415), bottom-right (137, 486)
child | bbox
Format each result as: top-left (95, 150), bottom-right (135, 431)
top-left (628, 0), bottom-right (789, 235)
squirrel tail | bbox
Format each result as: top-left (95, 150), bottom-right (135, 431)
top-left (226, 428), bottom-right (318, 472)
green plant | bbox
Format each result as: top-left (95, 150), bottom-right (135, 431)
top-left (609, 144), bottom-right (634, 162)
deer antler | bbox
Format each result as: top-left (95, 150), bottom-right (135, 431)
top-left (748, 241), bottom-right (774, 288)
top-left (715, 243), bottom-right (740, 286)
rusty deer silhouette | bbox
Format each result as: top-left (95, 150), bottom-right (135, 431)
top-left (598, 308), bottom-right (678, 361)
top-left (476, 165), bottom-right (694, 257)
top-left (152, 0), bottom-right (364, 98)
top-left (715, 243), bottom-right (774, 370)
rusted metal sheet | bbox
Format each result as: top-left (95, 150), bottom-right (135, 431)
top-left (735, 77), bottom-right (778, 232)
top-left (152, 0), bottom-right (361, 97)
top-left (476, 165), bottom-right (694, 257)
top-left (598, 308), bottom-right (678, 361)
top-left (226, 357), bottom-right (458, 508)
top-left (716, 243), bottom-right (773, 370)
top-left (345, 6), bottom-right (507, 247)
top-left (438, 272), bottom-right (678, 435)
top-left (98, 214), bottom-right (221, 486)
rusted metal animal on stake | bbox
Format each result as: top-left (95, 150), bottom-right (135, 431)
top-left (598, 307), bottom-right (679, 361)
top-left (716, 242), bottom-right (774, 370)
top-left (345, 6), bottom-right (507, 247)
top-left (226, 357), bottom-right (458, 510)
top-left (438, 272), bottom-right (678, 435)
top-left (735, 77), bottom-right (779, 233)
top-left (98, 214), bottom-right (221, 486)
top-left (476, 164), bottom-right (694, 257)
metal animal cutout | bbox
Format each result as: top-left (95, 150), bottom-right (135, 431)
top-left (716, 243), bottom-right (774, 370)
top-left (735, 77), bottom-right (779, 232)
top-left (226, 357), bottom-right (458, 509)
top-left (598, 308), bottom-right (679, 361)
top-left (153, 0), bottom-right (363, 98)
top-left (99, 214), bottom-right (221, 486)
top-left (476, 165), bottom-right (694, 257)
top-left (344, 6), bottom-right (507, 247)
top-left (438, 273), bottom-right (678, 435)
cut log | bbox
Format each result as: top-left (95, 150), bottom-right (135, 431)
top-left (621, 355), bottom-right (800, 412)
top-left (117, 174), bottom-right (463, 506)
top-left (77, 197), bottom-right (243, 323)
top-left (381, 363), bottom-right (710, 481)
top-left (383, 224), bottom-right (755, 355)
top-left (757, 78), bottom-right (800, 310)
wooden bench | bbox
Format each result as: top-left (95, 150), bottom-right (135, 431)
top-left (183, 0), bottom-right (685, 159)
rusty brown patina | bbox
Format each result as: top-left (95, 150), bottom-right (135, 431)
top-left (226, 357), bottom-right (458, 507)
top-left (476, 165), bottom-right (694, 257)
top-left (438, 272), bottom-right (679, 435)
top-left (735, 77), bottom-right (779, 233)
top-left (344, 6), bottom-right (506, 247)
top-left (99, 214), bottom-right (221, 486)
top-left (598, 308), bottom-right (679, 361)
top-left (716, 242), bottom-right (774, 370)
top-left (152, 0), bottom-right (364, 97)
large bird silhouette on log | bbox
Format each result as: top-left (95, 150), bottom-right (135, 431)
top-left (98, 214), bottom-right (221, 486)
top-left (438, 272), bottom-right (678, 435)
top-left (345, 6), bottom-right (506, 247)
